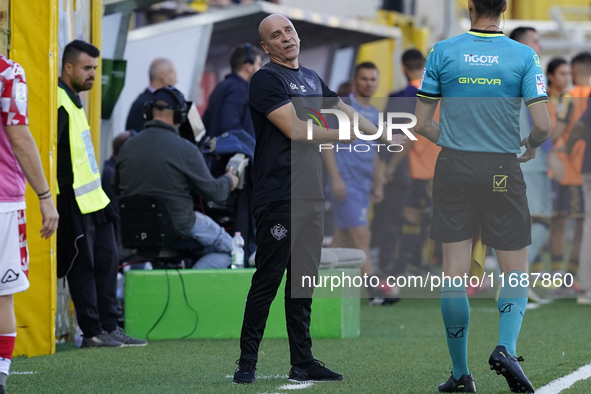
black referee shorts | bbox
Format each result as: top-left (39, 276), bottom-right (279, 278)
top-left (430, 148), bottom-right (531, 251)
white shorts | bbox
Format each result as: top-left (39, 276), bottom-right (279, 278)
top-left (0, 210), bottom-right (30, 296)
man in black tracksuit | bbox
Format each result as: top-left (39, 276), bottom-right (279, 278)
top-left (232, 14), bottom-right (405, 384)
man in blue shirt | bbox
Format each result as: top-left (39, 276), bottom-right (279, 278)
top-left (126, 58), bottom-right (177, 133)
top-left (324, 62), bottom-right (384, 289)
top-left (203, 44), bottom-right (263, 138)
top-left (510, 27), bottom-right (553, 296)
top-left (414, 0), bottom-right (551, 392)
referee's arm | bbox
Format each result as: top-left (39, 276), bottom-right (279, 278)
top-left (527, 101), bottom-right (552, 143)
top-left (413, 98), bottom-right (440, 143)
top-left (519, 102), bottom-right (552, 163)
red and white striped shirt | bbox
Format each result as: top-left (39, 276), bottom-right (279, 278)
top-left (0, 54), bottom-right (29, 212)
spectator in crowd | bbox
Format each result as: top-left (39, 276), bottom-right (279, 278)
top-left (336, 81), bottom-right (352, 98)
top-left (101, 131), bottom-right (135, 262)
top-left (541, 58), bottom-right (570, 274)
top-left (57, 40), bottom-right (146, 348)
top-left (0, 54), bottom-right (59, 394)
top-left (114, 87), bottom-right (239, 269)
top-left (548, 53), bottom-right (591, 282)
top-left (509, 27), bottom-right (542, 57)
top-left (384, 49), bottom-right (439, 295)
top-left (562, 87), bottom-right (591, 305)
top-left (126, 58), bottom-right (177, 133)
top-left (102, 130), bottom-right (135, 207)
top-left (203, 44), bottom-right (262, 138)
top-left (370, 51), bottom-right (419, 289)
top-left (324, 62), bottom-right (388, 302)
top-left (510, 28), bottom-right (554, 292)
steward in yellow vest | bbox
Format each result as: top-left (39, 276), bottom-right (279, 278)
top-left (57, 86), bottom-right (110, 213)
top-left (56, 39), bottom-right (146, 348)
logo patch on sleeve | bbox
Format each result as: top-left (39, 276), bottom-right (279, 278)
top-left (419, 68), bottom-right (426, 90)
top-left (536, 74), bottom-right (546, 95)
top-left (15, 82), bottom-right (27, 103)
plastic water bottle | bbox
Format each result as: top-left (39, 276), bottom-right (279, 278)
top-left (232, 232), bottom-right (245, 269)
top-left (74, 325), bottom-right (83, 348)
top-left (116, 272), bottom-right (125, 299)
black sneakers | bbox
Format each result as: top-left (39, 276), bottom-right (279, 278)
top-left (438, 373), bottom-right (476, 392)
top-left (489, 346), bottom-right (535, 393)
top-left (288, 360), bottom-right (344, 382)
top-left (109, 327), bottom-right (148, 347)
top-left (369, 296), bottom-right (400, 306)
top-left (232, 359), bottom-right (256, 384)
top-left (368, 287), bottom-right (400, 306)
top-left (81, 332), bottom-right (123, 348)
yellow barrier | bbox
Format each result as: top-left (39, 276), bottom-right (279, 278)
top-left (457, 0), bottom-right (591, 21)
top-left (357, 39), bottom-right (396, 99)
top-left (10, 0), bottom-right (59, 357)
top-left (90, 0), bottom-right (103, 163)
top-left (513, 0), bottom-right (591, 21)
top-left (356, 10), bottom-right (430, 100)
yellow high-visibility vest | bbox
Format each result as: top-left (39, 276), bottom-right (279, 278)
top-left (57, 86), bottom-right (110, 214)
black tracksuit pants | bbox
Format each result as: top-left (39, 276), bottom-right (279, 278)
top-left (57, 188), bottom-right (120, 338)
top-left (240, 199), bottom-right (323, 365)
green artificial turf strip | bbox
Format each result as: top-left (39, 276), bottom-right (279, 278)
top-left (8, 298), bottom-right (591, 393)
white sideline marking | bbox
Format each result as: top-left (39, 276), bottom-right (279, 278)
top-left (277, 383), bottom-right (314, 390)
top-left (225, 374), bottom-right (288, 379)
top-left (536, 363), bottom-right (591, 394)
top-left (10, 371), bottom-right (38, 375)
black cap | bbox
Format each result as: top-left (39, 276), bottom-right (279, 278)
top-left (152, 87), bottom-right (184, 110)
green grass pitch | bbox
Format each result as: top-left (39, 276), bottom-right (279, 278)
top-left (9, 298), bottom-right (591, 393)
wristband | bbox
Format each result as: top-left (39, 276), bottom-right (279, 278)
top-left (528, 134), bottom-right (546, 149)
top-left (37, 189), bottom-right (50, 197)
top-left (39, 194), bottom-right (52, 200)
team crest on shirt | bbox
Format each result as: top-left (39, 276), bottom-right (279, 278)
top-left (305, 77), bottom-right (316, 90)
top-left (271, 224), bottom-right (288, 241)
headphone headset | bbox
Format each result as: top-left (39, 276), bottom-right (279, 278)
top-left (244, 43), bottom-right (254, 65)
top-left (144, 86), bottom-right (189, 125)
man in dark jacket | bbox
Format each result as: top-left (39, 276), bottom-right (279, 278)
top-left (125, 58), bottom-right (177, 132)
top-left (115, 87), bottom-right (239, 268)
top-left (202, 44), bottom-right (262, 138)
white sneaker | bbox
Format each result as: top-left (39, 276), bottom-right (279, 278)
top-left (577, 291), bottom-right (591, 305)
top-left (528, 288), bottom-right (551, 304)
